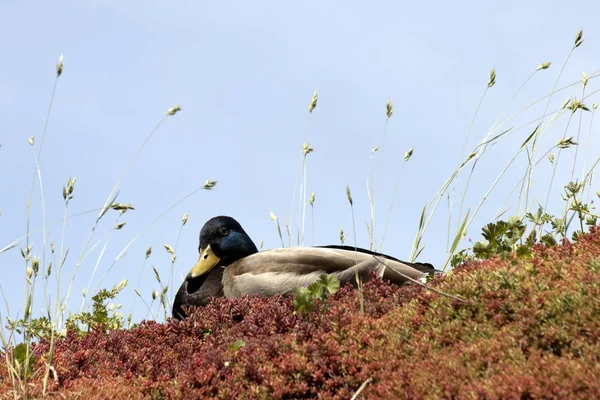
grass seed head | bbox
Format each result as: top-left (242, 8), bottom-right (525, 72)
top-left (56, 55), bottom-right (64, 77)
top-left (114, 222), bottom-right (126, 230)
top-left (488, 68), bottom-right (496, 87)
top-left (386, 100), bottom-right (394, 119)
top-left (303, 141), bottom-right (313, 156)
top-left (163, 244), bottom-right (175, 255)
top-left (31, 256), bottom-right (39, 276)
top-left (593, 103), bottom-right (598, 110)
top-left (568, 98), bottom-right (590, 113)
top-left (556, 137), bottom-right (578, 149)
top-left (110, 203), bottom-right (135, 215)
top-left (404, 148), bottom-right (414, 162)
top-left (116, 279), bottom-right (128, 291)
top-left (340, 226), bottom-right (345, 244)
top-left (270, 211), bottom-right (277, 221)
top-left (182, 213), bottom-right (189, 226)
top-left (166, 105), bottom-right (181, 116)
top-left (308, 91), bottom-right (318, 113)
top-left (63, 176), bottom-right (76, 202)
top-left (28, 136), bottom-right (35, 145)
top-left (582, 72), bottom-right (588, 88)
top-left (203, 180), bottom-right (217, 190)
top-left (346, 185), bottom-right (353, 206)
top-left (575, 28), bottom-right (583, 47)
top-left (309, 192), bottom-right (315, 206)
top-left (145, 246), bottom-right (152, 259)
top-left (536, 61), bottom-right (551, 71)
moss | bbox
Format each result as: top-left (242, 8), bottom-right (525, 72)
top-left (3, 228), bottom-right (600, 399)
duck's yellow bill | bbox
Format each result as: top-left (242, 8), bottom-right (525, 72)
top-left (186, 245), bottom-right (220, 280)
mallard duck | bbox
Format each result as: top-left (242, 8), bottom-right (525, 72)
top-left (172, 216), bottom-right (437, 320)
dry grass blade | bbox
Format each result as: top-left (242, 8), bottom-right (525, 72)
top-left (0, 243), bottom-right (18, 254)
top-left (373, 256), bottom-right (467, 303)
top-left (442, 210), bottom-right (470, 271)
top-left (520, 123), bottom-right (542, 150)
top-left (350, 377), bottom-right (373, 400)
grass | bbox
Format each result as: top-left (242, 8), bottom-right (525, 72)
top-left (1, 28), bottom-right (600, 398)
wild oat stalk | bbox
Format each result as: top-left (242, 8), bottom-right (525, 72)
top-left (309, 193), bottom-right (315, 245)
top-left (270, 212), bottom-right (285, 248)
top-left (132, 246), bottom-right (152, 316)
top-left (167, 213), bottom-right (188, 305)
top-left (367, 145), bottom-right (379, 250)
top-left (289, 91), bottom-right (318, 246)
top-left (346, 185), bottom-right (364, 314)
top-left (456, 61), bottom-right (554, 249)
top-left (583, 103), bottom-right (598, 202)
top-left (524, 29), bottom-right (583, 211)
top-left (369, 100), bottom-right (394, 251)
top-left (300, 142), bottom-right (314, 245)
top-left (89, 180), bottom-right (216, 322)
top-left (18, 54), bottom-right (63, 398)
top-left (61, 105), bottom-right (182, 325)
top-left (134, 288), bottom-right (156, 320)
top-left (409, 65), bottom-right (600, 264)
top-left (380, 148), bottom-right (413, 252)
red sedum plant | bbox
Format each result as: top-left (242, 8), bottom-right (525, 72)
top-left (2, 228), bottom-right (600, 399)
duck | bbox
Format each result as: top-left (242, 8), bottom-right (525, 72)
top-left (172, 215), bottom-right (438, 320)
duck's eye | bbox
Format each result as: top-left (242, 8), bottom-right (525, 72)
top-left (220, 227), bottom-right (229, 236)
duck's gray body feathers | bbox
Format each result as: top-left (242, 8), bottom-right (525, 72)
top-left (222, 246), bottom-right (432, 298)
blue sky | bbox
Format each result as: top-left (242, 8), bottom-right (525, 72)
top-left (1, 1), bottom-right (598, 326)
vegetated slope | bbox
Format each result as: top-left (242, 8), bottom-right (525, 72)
top-left (3, 228), bottom-right (600, 399)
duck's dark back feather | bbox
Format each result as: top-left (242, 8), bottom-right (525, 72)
top-left (172, 267), bottom-right (224, 320)
top-left (315, 245), bottom-right (438, 273)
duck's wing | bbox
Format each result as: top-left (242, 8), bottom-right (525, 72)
top-left (316, 244), bottom-right (440, 274)
top-left (222, 246), bottom-right (434, 298)
top-left (172, 268), bottom-right (224, 320)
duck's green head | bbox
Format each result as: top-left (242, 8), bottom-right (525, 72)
top-left (186, 216), bottom-right (258, 281)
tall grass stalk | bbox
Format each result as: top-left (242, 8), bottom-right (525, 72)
top-left (410, 69), bottom-right (600, 264)
top-left (453, 65), bottom-right (545, 254)
top-left (524, 30), bottom-right (583, 211)
top-left (582, 105), bottom-right (597, 201)
top-left (168, 213), bottom-right (188, 305)
top-left (346, 185), bottom-right (364, 314)
top-left (380, 148), bottom-right (412, 252)
top-left (131, 246), bottom-right (152, 316)
top-left (22, 56), bottom-right (63, 398)
top-left (289, 91), bottom-right (317, 247)
top-left (300, 142), bottom-right (313, 246)
top-left (368, 100), bottom-right (394, 251)
top-left (88, 180), bottom-right (216, 318)
top-left (61, 107), bottom-right (180, 322)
